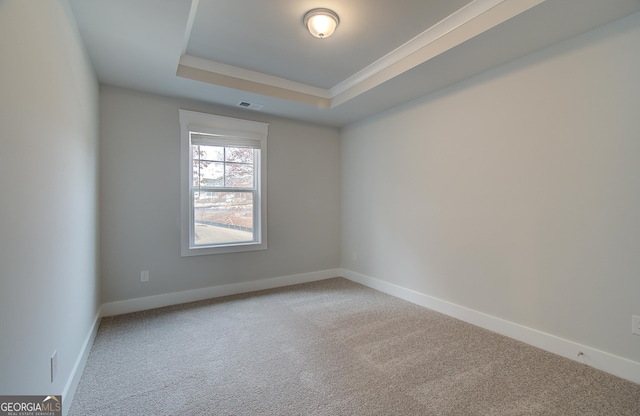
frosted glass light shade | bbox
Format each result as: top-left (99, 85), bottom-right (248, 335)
top-left (304, 9), bottom-right (339, 39)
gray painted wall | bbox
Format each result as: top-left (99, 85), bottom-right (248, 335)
top-left (341, 12), bottom-right (640, 363)
top-left (0, 0), bottom-right (100, 399)
top-left (99, 86), bottom-right (341, 303)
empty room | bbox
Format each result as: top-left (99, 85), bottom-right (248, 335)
top-left (1, 0), bottom-right (639, 415)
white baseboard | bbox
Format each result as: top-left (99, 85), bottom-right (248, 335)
top-left (340, 268), bottom-right (640, 385)
top-left (101, 269), bottom-right (340, 317)
top-left (62, 310), bottom-right (101, 416)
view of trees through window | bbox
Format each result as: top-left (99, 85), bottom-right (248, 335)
top-left (191, 144), bottom-right (256, 245)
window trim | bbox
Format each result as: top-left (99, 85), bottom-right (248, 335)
top-left (179, 110), bottom-right (268, 256)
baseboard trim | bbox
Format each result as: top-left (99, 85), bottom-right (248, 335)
top-left (62, 309), bottom-right (101, 416)
top-left (340, 268), bottom-right (640, 385)
top-left (101, 269), bottom-right (341, 317)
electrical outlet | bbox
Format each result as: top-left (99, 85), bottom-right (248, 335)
top-left (51, 351), bottom-right (57, 383)
top-left (633, 315), bottom-right (640, 336)
top-left (141, 270), bottom-right (149, 282)
top-left (352, 252), bottom-right (357, 261)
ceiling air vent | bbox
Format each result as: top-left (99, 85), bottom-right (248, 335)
top-left (237, 101), bottom-right (263, 111)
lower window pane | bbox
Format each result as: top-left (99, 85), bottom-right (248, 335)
top-left (193, 191), bottom-right (254, 245)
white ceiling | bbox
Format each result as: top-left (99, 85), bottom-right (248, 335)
top-left (68, 0), bottom-right (640, 127)
top-left (186, 0), bottom-right (473, 89)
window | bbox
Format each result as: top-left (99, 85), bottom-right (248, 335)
top-left (179, 110), bottom-right (268, 256)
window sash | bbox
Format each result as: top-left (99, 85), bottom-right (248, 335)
top-left (179, 109), bottom-right (268, 256)
top-left (191, 146), bottom-right (258, 190)
top-left (190, 188), bottom-right (258, 247)
top-left (189, 145), bottom-right (261, 249)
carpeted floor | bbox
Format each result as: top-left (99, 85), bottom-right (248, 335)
top-left (69, 278), bottom-right (640, 415)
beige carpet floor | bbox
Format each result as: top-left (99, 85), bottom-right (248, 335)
top-left (69, 278), bottom-right (640, 415)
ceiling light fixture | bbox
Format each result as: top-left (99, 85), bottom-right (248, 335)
top-left (303, 8), bottom-right (339, 39)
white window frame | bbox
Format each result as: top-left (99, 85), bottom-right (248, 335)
top-left (179, 109), bottom-right (268, 256)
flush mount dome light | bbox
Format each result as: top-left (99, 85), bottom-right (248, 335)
top-left (304, 8), bottom-right (339, 39)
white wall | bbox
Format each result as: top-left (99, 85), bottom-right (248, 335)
top-left (0, 0), bottom-right (100, 408)
top-left (341, 12), bottom-right (640, 365)
top-left (99, 86), bottom-right (341, 303)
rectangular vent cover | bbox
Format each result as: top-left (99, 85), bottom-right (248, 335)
top-left (237, 101), bottom-right (263, 110)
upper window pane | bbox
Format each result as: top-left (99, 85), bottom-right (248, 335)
top-left (225, 162), bottom-right (254, 188)
top-left (193, 160), bottom-right (224, 187)
top-left (192, 145), bottom-right (255, 189)
top-left (226, 147), bottom-right (254, 163)
top-left (195, 145), bottom-right (224, 162)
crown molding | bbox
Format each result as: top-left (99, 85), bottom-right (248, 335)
top-left (176, 0), bottom-right (546, 110)
top-left (180, 0), bottom-right (199, 56)
top-left (330, 0), bottom-right (546, 107)
top-left (329, 0), bottom-right (507, 98)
